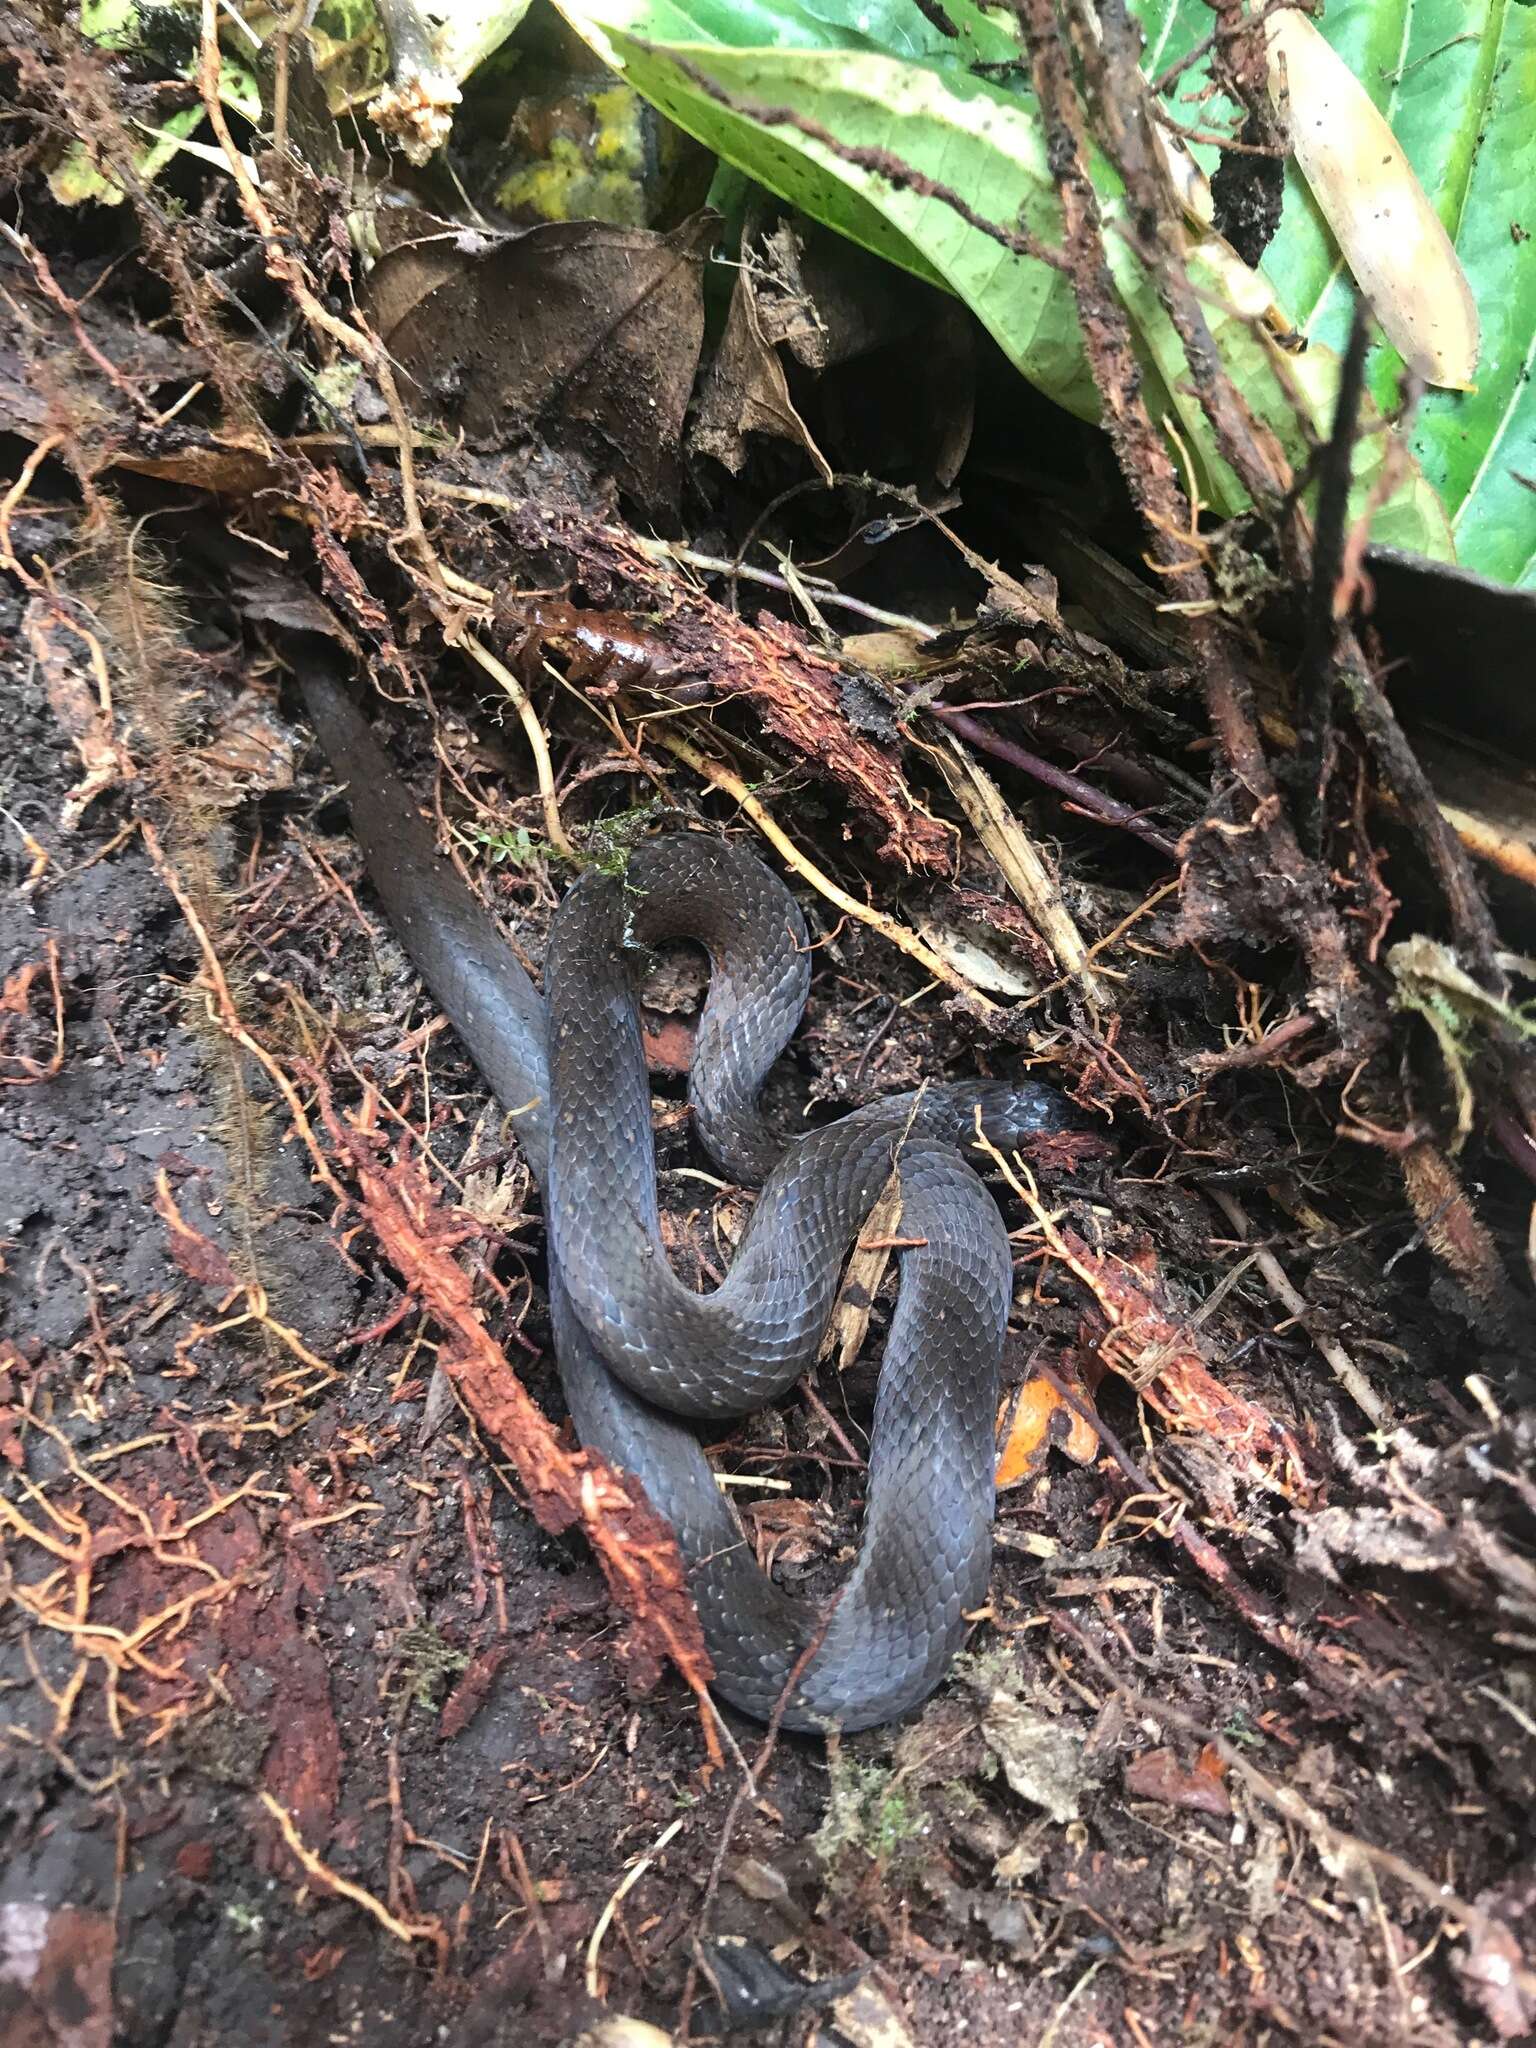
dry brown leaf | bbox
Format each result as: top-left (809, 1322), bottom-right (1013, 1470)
top-left (368, 212), bottom-right (713, 517)
top-left (692, 248), bottom-right (833, 485)
top-left (980, 1691), bottom-right (1088, 1824)
top-left (1124, 1743), bottom-right (1233, 1819)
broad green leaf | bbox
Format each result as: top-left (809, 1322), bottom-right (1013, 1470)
top-left (1130, 0), bottom-right (1536, 587)
top-left (556, 0), bottom-right (1453, 559)
top-left (559, 2), bottom-right (1101, 415)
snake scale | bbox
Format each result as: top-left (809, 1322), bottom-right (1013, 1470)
top-left (297, 664), bottom-right (1069, 1731)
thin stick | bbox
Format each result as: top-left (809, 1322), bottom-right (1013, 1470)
top-left (1205, 1187), bottom-right (1386, 1428)
top-left (1294, 300), bottom-right (1370, 855)
top-left (929, 732), bottom-right (1109, 1005)
top-left (654, 728), bottom-right (995, 1008)
top-left (924, 700), bottom-right (1179, 859)
top-left (459, 631), bottom-right (574, 860)
top-left (585, 1815), bottom-right (685, 1998)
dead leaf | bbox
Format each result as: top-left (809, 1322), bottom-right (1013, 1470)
top-left (108, 435), bottom-right (284, 496)
top-left (368, 213), bottom-right (714, 516)
top-left (640, 1012), bottom-right (696, 1077)
top-left (571, 2023), bottom-right (675, 2048)
top-left (839, 628), bottom-right (940, 677)
top-left (1124, 1744), bottom-right (1233, 1818)
top-left (979, 1691), bottom-right (1087, 1824)
top-left (199, 696), bottom-right (298, 800)
top-left (914, 918), bottom-right (1036, 1000)
top-left (741, 1494), bottom-right (830, 1576)
top-left (229, 559), bottom-right (358, 646)
top-left (26, 600), bottom-right (133, 828)
top-left (692, 242), bottom-right (833, 485)
top-left (1265, 11), bottom-right (1478, 387)
top-left (830, 1978), bottom-right (919, 2048)
top-left (994, 1368), bottom-right (1098, 1491)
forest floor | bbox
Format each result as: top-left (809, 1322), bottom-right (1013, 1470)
top-left (3, 6), bottom-right (1535, 2046)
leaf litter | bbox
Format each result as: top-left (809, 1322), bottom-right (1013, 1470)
top-left (0, 4), bottom-right (1534, 2045)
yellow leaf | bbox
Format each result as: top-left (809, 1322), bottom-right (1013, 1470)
top-left (1266, 11), bottom-right (1479, 390)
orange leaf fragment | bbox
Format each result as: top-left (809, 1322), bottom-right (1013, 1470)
top-left (995, 1370), bottom-right (1098, 1491)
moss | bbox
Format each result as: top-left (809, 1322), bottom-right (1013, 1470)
top-left (812, 1752), bottom-right (925, 1874)
top-left (392, 1622), bottom-right (468, 1714)
top-left (581, 798), bottom-right (662, 881)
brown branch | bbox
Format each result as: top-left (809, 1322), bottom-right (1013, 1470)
top-left (1015, 0), bottom-right (1374, 1067)
top-left (319, 1097), bottom-right (723, 1765)
top-left (1083, 0), bottom-right (1290, 526)
top-left (922, 700), bottom-right (1180, 858)
top-left (1294, 297), bottom-right (1370, 855)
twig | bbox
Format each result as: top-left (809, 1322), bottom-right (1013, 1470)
top-left (585, 1814), bottom-right (686, 1999)
top-left (1083, 0), bottom-right (1290, 526)
top-left (1, 223), bottom-right (160, 421)
top-left (194, 0), bottom-right (430, 555)
top-left (1294, 298), bottom-right (1370, 856)
top-left (928, 732), bottom-right (1110, 1005)
top-left (458, 631), bottom-right (575, 860)
top-left (923, 700), bottom-right (1180, 858)
top-left (1339, 660), bottom-right (1507, 994)
top-left (1020, 876), bottom-right (1181, 1010)
top-left (1205, 1187), bottom-right (1387, 1428)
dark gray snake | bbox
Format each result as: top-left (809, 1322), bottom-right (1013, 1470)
top-left (297, 665), bottom-right (1069, 1731)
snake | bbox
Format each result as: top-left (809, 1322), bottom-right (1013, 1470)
top-left (296, 664), bottom-right (1070, 1732)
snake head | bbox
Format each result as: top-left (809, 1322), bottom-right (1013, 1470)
top-left (970, 1080), bottom-right (1078, 1155)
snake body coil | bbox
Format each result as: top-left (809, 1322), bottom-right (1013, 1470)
top-left (299, 667), bottom-right (1068, 1730)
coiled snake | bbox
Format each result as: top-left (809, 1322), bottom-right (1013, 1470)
top-left (298, 665), bottom-right (1069, 1730)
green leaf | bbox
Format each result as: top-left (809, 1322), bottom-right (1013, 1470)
top-left (556, 0), bottom-right (1453, 560)
top-left (1130, 0), bottom-right (1536, 587)
top-left (53, 2), bottom-right (261, 206)
top-left (560, 1), bottom-right (1099, 412)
